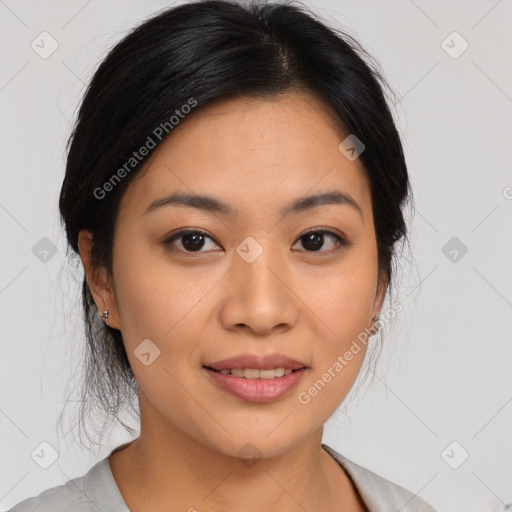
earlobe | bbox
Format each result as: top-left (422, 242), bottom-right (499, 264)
top-left (77, 229), bottom-right (120, 329)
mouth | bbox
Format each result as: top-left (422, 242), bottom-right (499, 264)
top-left (202, 353), bottom-right (308, 402)
top-left (203, 366), bottom-right (304, 379)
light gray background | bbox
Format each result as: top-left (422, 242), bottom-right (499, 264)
top-left (1, 1), bottom-right (511, 511)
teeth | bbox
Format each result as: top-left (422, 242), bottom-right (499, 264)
top-left (216, 367), bottom-right (295, 378)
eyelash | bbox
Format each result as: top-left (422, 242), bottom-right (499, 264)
top-left (162, 227), bottom-right (350, 255)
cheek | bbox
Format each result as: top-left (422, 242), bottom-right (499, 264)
top-left (110, 241), bottom-right (207, 411)
top-left (111, 231), bottom-right (197, 335)
top-left (110, 235), bottom-right (218, 388)
top-left (304, 248), bottom-right (377, 388)
top-left (294, 258), bottom-right (376, 415)
top-left (313, 250), bottom-right (378, 340)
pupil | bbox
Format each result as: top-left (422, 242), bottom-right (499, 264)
top-left (183, 233), bottom-right (204, 251)
top-left (303, 232), bottom-right (323, 251)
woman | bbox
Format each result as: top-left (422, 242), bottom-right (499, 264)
top-left (9, 0), bottom-right (437, 510)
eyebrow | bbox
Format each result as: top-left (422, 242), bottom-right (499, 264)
top-left (143, 189), bottom-right (363, 220)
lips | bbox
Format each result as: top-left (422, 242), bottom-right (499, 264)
top-left (204, 353), bottom-right (308, 372)
top-left (203, 354), bottom-right (309, 402)
top-left (204, 366), bottom-right (308, 403)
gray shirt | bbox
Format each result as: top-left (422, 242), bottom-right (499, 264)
top-left (7, 443), bottom-right (437, 511)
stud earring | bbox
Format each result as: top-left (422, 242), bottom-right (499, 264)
top-left (101, 310), bottom-right (109, 326)
top-left (371, 315), bottom-right (380, 333)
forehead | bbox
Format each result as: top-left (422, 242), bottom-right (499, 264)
top-left (118, 91), bottom-right (372, 222)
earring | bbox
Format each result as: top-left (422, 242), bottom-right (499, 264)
top-left (371, 315), bottom-right (380, 333)
top-left (101, 309), bottom-right (109, 326)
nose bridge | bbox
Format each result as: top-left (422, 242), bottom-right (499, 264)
top-left (224, 233), bottom-right (296, 332)
top-left (235, 232), bottom-right (286, 298)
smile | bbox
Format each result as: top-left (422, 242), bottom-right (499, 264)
top-left (207, 367), bottom-right (295, 379)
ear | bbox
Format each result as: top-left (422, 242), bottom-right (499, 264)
top-left (78, 229), bottom-right (120, 329)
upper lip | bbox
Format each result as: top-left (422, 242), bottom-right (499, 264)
top-left (204, 354), bottom-right (308, 371)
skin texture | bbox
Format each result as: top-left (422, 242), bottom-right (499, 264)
top-left (78, 91), bottom-right (386, 512)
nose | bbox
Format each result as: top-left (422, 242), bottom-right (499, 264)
top-left (219, 245), bottom-right (299, 336)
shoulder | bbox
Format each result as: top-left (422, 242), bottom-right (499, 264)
top-left (322, 443), bottom-right (438, 512)
top-left (6, 458), bottom-right (128, 512)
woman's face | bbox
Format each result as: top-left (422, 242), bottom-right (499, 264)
top-left (82, 91), bottom-right (385, 458)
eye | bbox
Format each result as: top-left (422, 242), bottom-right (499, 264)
top-left (163, 229), bottom-right (220, 253)
top-left (292, 228), bottom-right (348, 253)
top-left (162, 227), bottom-right (349, 255)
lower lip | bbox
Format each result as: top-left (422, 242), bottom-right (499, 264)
top-left (204, 367), bottom-right (307, 403)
